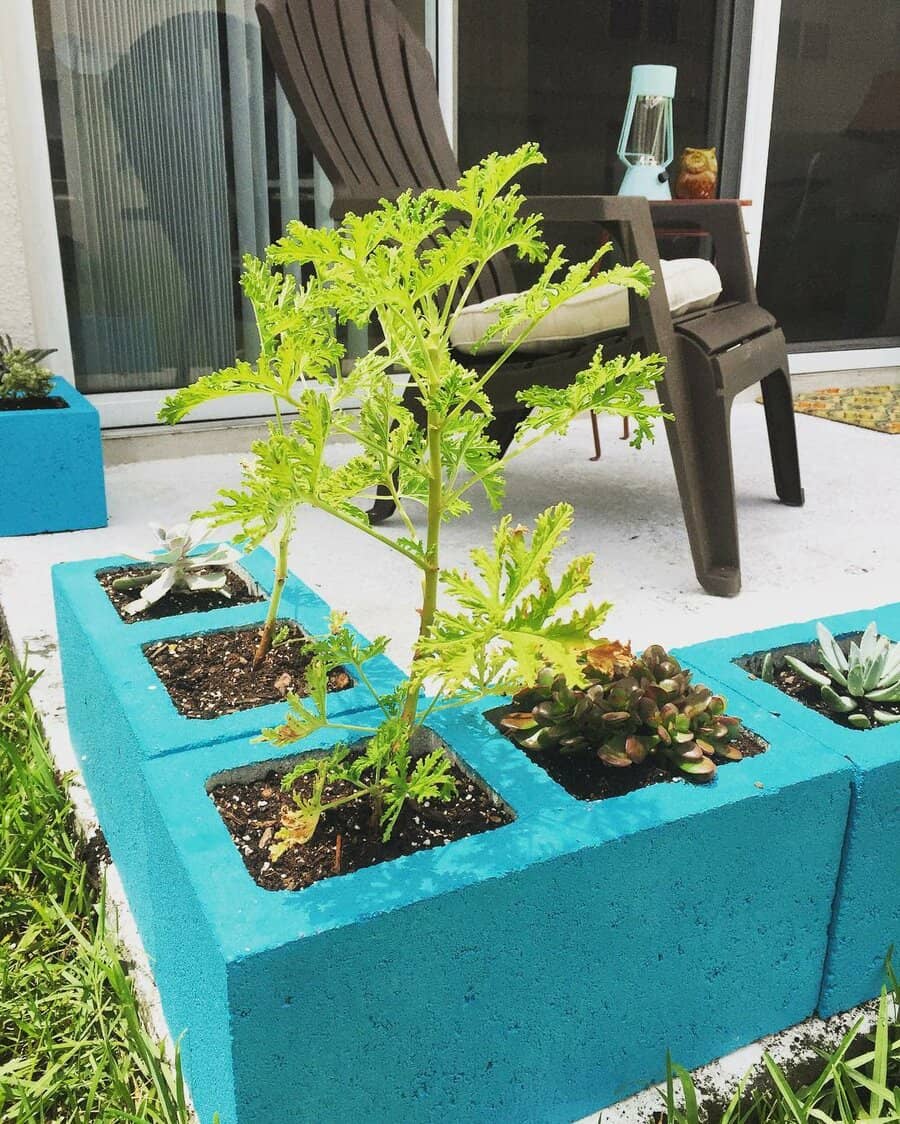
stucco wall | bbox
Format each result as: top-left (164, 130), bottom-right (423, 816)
top-left (0, 61), bottom-right (36, 347)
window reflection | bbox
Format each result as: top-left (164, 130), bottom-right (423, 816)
top-left (757, 1), bottom-right (900, 346)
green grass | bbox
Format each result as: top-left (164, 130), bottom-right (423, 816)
top-left (2, 639), bottom-right (897, 1124)
top-left (661, 961), bottom-right (900, 1123)
top-left (0, 644), bottom-right (193, 1123)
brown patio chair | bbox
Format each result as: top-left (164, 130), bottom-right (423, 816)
top-left (256, 0), bottom-right (804, 597)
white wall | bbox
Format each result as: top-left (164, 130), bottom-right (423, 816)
top-left (0, 60), bottom-right (36, 347)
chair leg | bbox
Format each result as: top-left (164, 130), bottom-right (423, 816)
top-left (590, 412), bottom-right (602, 460)
top-left (660, 340), bottom-right (743, 597)
top-left (760, 369), bottom-right (805, 507)
top-left (368, 487), bottom-right (398, 525)
top-left (487, 407), bottom-right (530, 456)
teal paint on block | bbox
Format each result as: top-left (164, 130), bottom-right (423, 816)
top-left (52, 547), bottom-right (405, 760)
top-left (0, 377), bottom-right (107, 536)
top-left (53, 557), bottom-right (853, 1120)
top-left (675, 603), bottom-right (900, 1017)
top-left (131, 688), bottom-right (848, 1122)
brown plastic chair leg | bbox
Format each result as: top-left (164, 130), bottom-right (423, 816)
top-left (760, 369), bottom-right (805, 507)
top-left (662, 340), bottom-right (743, 597)
top-left (590, 412), bottom-right (602, 460)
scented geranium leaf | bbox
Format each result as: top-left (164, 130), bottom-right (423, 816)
top-left (424, 359), bottom-right (494, 419)
top-left (310, 626), bottom-right (389, 675)
top-left (517, 348), bottom-right (668, 449)
top-left (381, 748), bottom-right (457, 840)
top-left (201, 389), bottom-right (362, 546)
top-left (159, 265), bottom-right (345, 424)
top-left (158, 360), bottom-right (285, 425)
top-left (441, 411), bottom-right (504, 512)
top-left (259, 691), bottom-right (328, 747)
top-left (417, 504), bottom-right (610, 695)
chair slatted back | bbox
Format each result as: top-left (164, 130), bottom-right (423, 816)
top-left (256, 0), bottom-right (514, 300)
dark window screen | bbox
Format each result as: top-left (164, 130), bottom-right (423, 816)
top-left (756, 1), bottom-right (900, 347)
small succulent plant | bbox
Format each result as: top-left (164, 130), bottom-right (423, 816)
top-left (779, 622), bottom-right (900, 730)
top-left (112, 523), bottom-right (241, 615)
top-left (500, 642), bottom-right (744, 783)
top-left (0, 334), bottom-right (55, 399)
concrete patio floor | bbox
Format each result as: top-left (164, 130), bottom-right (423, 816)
top-left (0, 394), bottom-right (897, 1121)
top-left (3, 397), bottom-right (898, 672)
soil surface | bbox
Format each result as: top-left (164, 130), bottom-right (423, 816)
top-left (98, 564), bottom-right (263, 623)
top-left (0, 396), bottom-right (67, 412)
top-left (772, 664), bottom-right (900, 730)
top-left (145, 621), bottom-right (351, 719)
top-left (495, 720), bottom-right (766, 802)
top-left (211, 753), bottom-right (513, 891)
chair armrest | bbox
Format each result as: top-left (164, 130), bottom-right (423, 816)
top-left (330, 191), bottom-right (388, 220)
top-left (521, 194), bottom-right (653, 226)
top-left (649, 199), bottom-right (756, 303)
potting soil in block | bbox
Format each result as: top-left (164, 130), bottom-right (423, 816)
top-left (52, 546), bottom-right (405, 763)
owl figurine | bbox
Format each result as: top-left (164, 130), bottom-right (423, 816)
top-left (675, 147), bottom-right (718, 199)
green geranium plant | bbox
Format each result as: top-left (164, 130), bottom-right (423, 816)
top-left (161, 144), bottom-right (668, 856)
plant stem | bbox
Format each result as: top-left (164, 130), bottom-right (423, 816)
top-left (402, 408), bottom-right (442, 727)
top-left (253, 510), bottom-right (294, 669)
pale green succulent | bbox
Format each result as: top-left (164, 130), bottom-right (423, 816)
top-left (112, 523), bottom-right (242, 615)
top-left (0, 334), bottom-right (55, 399)
top-left (784, 621), bottom-right (900, 729)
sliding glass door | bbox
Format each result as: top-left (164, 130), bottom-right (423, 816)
top-left (33, 0), bottom-right (429, 398)
top-left (756, 1), bottom-right (900, 349)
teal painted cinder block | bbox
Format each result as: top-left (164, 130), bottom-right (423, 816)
top-left (54, 557), bottom-right (853, 1121)
top-left (0, 376), bottom-right (107, 536)
top-left (52, 547), bottom-right (405, 762)
top-left (130, 687), bottom-right (849, 1123)
top-left (675, 603), bottom-right (900, 1017)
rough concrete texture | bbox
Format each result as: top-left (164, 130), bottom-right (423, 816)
top-left (0, 377), bottom-right (107, 535)
top-left (675, 603), bottom-right (900, 1017)
top-left (53, 538), bottom-right (853, 1123)
top-left (0, 62), bottom-right (35, 348)
top-left (53, 547), bottom-right (404, 758)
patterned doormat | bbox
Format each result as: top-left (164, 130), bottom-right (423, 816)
top-left (759, 384), bottom-right (900, 434)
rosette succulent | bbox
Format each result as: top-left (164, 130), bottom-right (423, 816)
top-left (500, 642), bottom-right (744, 782)
top-left (112, 523), bottom-right (241, 615)
top-left (782, 621), bottom-right (900, 730)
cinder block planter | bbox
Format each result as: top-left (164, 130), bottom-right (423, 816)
top-left (675, 603), bottom-right (900, 1017)
top-left (52, 548), bottom-right (404, 889)
top-left (0, 376), bottom-right (107, 536)
top-left (62, 620), bottom-right (852, 1124)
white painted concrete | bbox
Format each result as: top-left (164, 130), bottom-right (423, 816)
top-left (1, 399), bottom-right (898, 1120)
top-left (0, 55), bottom-right (35, 346)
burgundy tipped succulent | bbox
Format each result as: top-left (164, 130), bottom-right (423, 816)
top-left (500, 642), bottom-right (744, 783)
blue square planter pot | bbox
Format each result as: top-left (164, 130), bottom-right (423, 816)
top-left (83, 674), bottom-right (851, 1123)
top-left (675, 602), bottom-right (900, 1017)
top-left (0, 376), bottom-right (107, 535)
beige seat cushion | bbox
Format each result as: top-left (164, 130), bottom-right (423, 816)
top-left (450, 257), bottom-right (722, 356)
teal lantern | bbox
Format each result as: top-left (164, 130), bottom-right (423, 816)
top-left (617, 65), bottom-right (677, 199)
